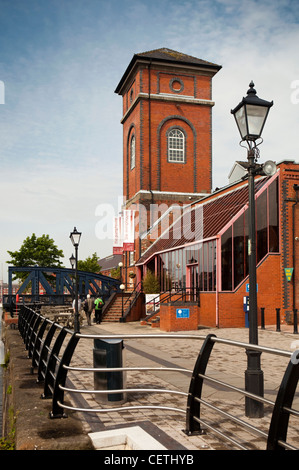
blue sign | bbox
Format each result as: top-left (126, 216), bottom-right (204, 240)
top-left (246, 283), bottom-right (258, 292)
top-left (243, 296), bottom-right (249, 312)
top-left (176, 308), bottom-right (190, 318)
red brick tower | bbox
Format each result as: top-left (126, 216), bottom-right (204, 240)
top-left (115, 48), bottom-right (221, 268)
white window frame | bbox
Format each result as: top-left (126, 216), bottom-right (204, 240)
top-left (168, 128), bottom-right (185, 163)
top-left (130, 135), bottom-right (136, 170)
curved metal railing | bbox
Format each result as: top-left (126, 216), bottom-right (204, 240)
top-left (17, 304), bottom-right (299, 451)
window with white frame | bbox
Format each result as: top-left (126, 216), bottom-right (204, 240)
top-left (168, 128), bottom-right (185, 163)
top-left (130, 135), bottom-right (135, 170)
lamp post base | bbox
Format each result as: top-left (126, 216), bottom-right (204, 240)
top-left (245, 350), bottom-right (264, 418)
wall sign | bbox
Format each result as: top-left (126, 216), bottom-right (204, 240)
top-left (176, 308), bottom-right (189, 318)
top-left (285, 268), bottom-right (294, 282)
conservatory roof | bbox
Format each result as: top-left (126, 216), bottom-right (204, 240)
top-left (136, 175), bottom-right (273, 266)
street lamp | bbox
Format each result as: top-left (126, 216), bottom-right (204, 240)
top-left (69, 254), bottom-right (76, 269)
top-left (119, 283), bottom-right (125, 322)
top-left (231, 82), bottom-right (275, 418)
top-left (69, 254), bottom-right (76, 301)
top-left (69, 227), bottom-right (82, 333)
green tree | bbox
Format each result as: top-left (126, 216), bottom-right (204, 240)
top-left (110, 266), bottom-right (121, 280)
top-left (7, 233), bottom-right (64, 283)
top-left (142, 270), bottom-right (160, 293)
top-left (77, 252), bottom-right (101, 273)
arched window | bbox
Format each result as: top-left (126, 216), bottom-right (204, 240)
top-left (130, 135), bottom-right (135, 170)
top-left (168, 128), bottom-right (185, 163)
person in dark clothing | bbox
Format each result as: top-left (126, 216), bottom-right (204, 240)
top-left (94, 296), bottom-right (104, 324)
top-left (83, 294), bottom-right (94, 326)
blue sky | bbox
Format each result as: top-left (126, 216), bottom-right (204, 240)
top-left (0, 0), bottom-right (299, 280)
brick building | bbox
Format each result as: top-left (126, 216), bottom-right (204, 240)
top-left (135, 160), bottom-right (299, 329)
top-left (114, 48), bottom-right (221, 266)
top-left (114, 48), bottom-right (299, 329)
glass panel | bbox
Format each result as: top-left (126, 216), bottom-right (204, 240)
top-left (256, 190), bottom-right (268, 263)
top-left (235, 106), bottom-right (247, 139)
top-left (168, 129), bottom-right (185, 162)
top-left (221, 226), bottom-right (232, 291)
top-left (198, 244), bottom-right (203, 291)
top-left (268, 179), bottom-right (279, 252)
top-left (208, 241), bottom-right (214, 291)
top-left (213, 240), bottom-right (217, 291)
top-left (246, 104), bottom-right (268, 137)
top-left (244, 208), bottom-right (249, 278)
top-left (203, 243), bottom-right (208, 291)
top-left (233, 214), bottom-right (245, 289)
top-left (130, 135), bottom-right (135, 169)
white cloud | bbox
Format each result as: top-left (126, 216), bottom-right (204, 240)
top-left (1, 0), bottom-right (299, 280)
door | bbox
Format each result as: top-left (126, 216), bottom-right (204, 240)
top-left (186, 264), bottom-right (199, 301)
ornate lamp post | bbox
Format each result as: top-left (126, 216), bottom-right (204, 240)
top-left (231, 82), bottom-right (275, 418)
top-left (118, 261), bottom-right (125, 322)
top-left (69, 227), bottom-right (81, 333)
top-left (69, 253), bottom-right (76, 302)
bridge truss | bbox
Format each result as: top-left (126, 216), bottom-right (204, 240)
top-left (4, 266), bottom-right (121, 307)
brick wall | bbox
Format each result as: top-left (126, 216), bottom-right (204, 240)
top-left (159, 302), bottom-right (199, 332)
top-left (122, 66), bottom-right (214, 202)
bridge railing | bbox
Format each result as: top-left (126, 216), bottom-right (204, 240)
top-left (18, 304), bottom-right (79, 400)
top-left (17, 305), bottom-right (299, 451)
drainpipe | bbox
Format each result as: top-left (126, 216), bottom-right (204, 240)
top-left (148, 60), bottom-right (152, 192)
top-left (148, 60), bottom-right (154, 228)
top-left (293, 184), bottom-right (299, 311)
top-left (216, 235), bottom-right (221, 327)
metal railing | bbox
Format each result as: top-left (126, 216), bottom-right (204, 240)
top-left (143, 287), bottom-right (200, 317)
top-left (17, 305), bottom-right (299, 451)
top-left (261, 307), bottom-right (298, 334)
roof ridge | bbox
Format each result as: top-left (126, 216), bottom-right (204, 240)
top-left (136, 47), bottom-right (221, 67)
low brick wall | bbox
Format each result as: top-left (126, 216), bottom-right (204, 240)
top-left (159, 302), bottom-right (199, 331)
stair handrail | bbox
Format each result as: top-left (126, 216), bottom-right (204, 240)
top-left (144, 287), bottom-right (200, 309)
top-left (121, 282), bottom-right (144, 321)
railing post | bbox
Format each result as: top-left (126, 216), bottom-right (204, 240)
top-left (50, 332), bottom-right (80, 419)
top-left (37, 322), bottom-right (57, 383)
top-left (267, 349), bottom-right (299, 450)
top-left (293, 309), bottom-right (298, 335)
top-left (31, 317), bottom-right (49, 374)
top-left (185, 334), bottom-right (216, 435)
top-left (260, 307), bottom-right (265, 329)
top-left (276, 308), bottom-right (281, 332)
top-left (22, 308), bottom-right (36, 346)
top-left (42, 327), bottom-right (68, 399)
top-left (27, 313), bottom-right (42, 358)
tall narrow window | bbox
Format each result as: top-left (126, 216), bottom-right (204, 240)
top-left (168, 128), bottom-right (185, 163)
top-left (130, 135), bottom-right (135, 170)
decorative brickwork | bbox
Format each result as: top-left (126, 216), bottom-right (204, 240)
top-left (115, 49), bottom-right (221, 275)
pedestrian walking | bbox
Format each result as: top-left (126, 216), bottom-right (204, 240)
top-left (94, 295), bottom-right (104, 324)
top-left (83, 294), bottom-right (94, 326)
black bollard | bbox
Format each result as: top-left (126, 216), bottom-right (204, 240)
top-left (276, 308), bottom-right (281, 332)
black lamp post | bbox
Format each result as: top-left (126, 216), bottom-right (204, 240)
top-left (118, 261), bottom-right (125, 322)
top-left (69, 253), bottom-right (76, 301)
top-left (231, 82), bottom-right (275, 418)
top-left (69, 227), bottom-right (81, 333)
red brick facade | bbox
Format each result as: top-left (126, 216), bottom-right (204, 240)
top-left (139, 162), bottom-right (299, 331)
top-left (115, 50), bottom-right (299, 330)
top-left (116, 51), bottom-right (220, 203)
top-left (115, 49), bottom-right (221, 278)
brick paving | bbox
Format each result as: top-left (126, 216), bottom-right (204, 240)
top-left (62, 320), bottom-right (299, 450)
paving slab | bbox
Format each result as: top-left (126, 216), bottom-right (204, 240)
top-left (64, 321), bottom-right (299, 450)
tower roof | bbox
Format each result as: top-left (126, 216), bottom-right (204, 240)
top-left (115, 48), bottom-right (221, 94)
top-left (137, 48), bottom-right (221, 67)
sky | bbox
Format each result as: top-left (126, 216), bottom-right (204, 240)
top-left (0, 0), bottom-right (299, 281)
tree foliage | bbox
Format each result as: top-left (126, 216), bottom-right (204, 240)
top-left (142, 270), bottom-right (160, 293)
top-left (7, 233), bottom-right (64, 268)
top-left (7, 233), bottom-right (64, 283)
top-left (77, 252), bottom-right (101, 273)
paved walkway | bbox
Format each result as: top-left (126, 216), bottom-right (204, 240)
top-left (63, 321), bottom-right (299, 450)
